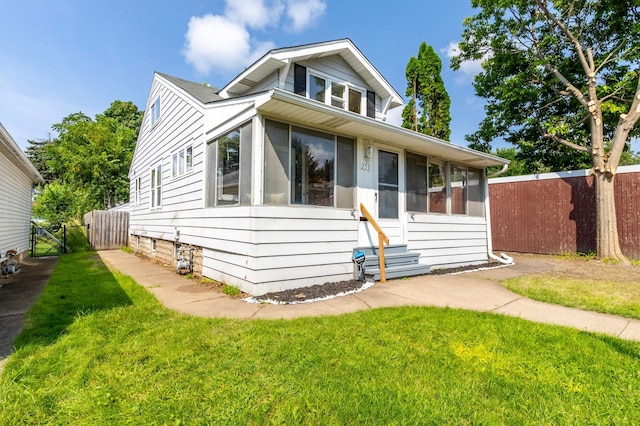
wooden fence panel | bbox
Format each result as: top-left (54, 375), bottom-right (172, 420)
top-left (84, 210), bottom-right (129, 250)
top-left (489, 166), bottom-right (640, 259)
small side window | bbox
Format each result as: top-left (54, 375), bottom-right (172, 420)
top-left (151, 97), bottom-right (161, 126)
top-left (186, 146), bottom-right (193, 172)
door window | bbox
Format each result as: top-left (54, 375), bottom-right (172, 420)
top-left (378, 150), bottom-right (398, 219)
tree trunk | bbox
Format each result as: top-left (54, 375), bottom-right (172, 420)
top-left (594, 170), bottom-right (628, 263)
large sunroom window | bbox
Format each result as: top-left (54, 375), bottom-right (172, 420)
top-left (206, 121), bottom-right (252, 207)
top-left (451, 166), bottom-right (467, 215)
top-left (405, 152), bottom-right (428, 212)
top-left (428, 161), bottom-right (447, 214)
top-left (264, 119), bottom-right (355, 208)
top-left (406, 152), bottom-right (484, 217)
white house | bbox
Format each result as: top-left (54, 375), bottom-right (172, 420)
top-left (0, 123), bottom-right (43, 263)
top-left (129, 39), bottom-right (509, 296)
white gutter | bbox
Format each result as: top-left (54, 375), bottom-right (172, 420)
top-left (484, 164), bottom-right (514, 264)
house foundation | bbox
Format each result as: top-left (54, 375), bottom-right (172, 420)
top-left (130, 235), bottom-right (203, 277)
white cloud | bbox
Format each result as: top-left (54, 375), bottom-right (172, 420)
top-left (225, 0), bottom-right (284, 29)
top-left (184, 15), bottom-right (254, 75)
top-left (442, 41), bottom-right (488, 84)
top-left (183, 0), bottom-right (327, 75)
top-left (285, 0), bottom-right (326, 32)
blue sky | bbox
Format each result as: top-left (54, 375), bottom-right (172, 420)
top-left (1, 0), bottom-right (489, 151)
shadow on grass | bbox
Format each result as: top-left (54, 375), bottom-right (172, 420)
top-left (13, 252), bottom-right (133, 349)
top-left (591, 333), bottom-right (640, 361)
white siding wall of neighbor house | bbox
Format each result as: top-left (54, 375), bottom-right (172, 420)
top-left (0, 141), bottom-right (36, 258)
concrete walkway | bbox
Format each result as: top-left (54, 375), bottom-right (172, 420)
top-left (97, 250), bottom-right (640, 342)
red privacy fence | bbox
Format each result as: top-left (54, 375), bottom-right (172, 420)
top-left (488, 165), bottom-right (640, 259)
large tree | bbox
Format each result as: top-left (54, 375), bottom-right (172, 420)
top-left (34, 101), bottom-right (142, 224)
top-left (453, 0), bottom-right (640, 262)
top-left (402, 42), bottom-right (452, 140)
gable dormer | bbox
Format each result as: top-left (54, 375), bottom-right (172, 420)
top-left (218, 39), bottom-right (403, 121)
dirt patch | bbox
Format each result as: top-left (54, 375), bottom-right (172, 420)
top-left (0, 257), bottom-right (58, 359)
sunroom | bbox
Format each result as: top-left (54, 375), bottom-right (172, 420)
top-left (197, 87), bottom-right (506, 290)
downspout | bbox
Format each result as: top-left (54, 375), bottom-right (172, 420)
top-left (485, 164), bottom-right (514, 264)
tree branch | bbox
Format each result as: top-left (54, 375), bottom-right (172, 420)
top-left (542, 131), bottom-right (590, 152)
top-left (536, 0), bottom-right (593, 76)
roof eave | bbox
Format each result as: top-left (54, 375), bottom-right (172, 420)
top-left (257, 89), bottom-right (508, 169)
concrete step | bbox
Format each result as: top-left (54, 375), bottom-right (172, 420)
top-left (361, 251), bottom-right (420, 268)
top-left (363, 264), bottom-right (432, 281)
top-left (353, 245), bottom-right (409, 257)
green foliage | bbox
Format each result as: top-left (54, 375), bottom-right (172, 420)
top-left (24, 138), bottom-right (57, 182)
top-left (64, 224), bottom-right (90, 253)
top-left (33, 101), bottom-right (142, 223)
top-left (2, 255), bottom-right (640, 423)
top-left (222, 284), bottom-right (241, 297)
top-left (32, 181), bottom-right (78, 226)
top-left (454, 0), bottom-right (640, 172)
top-left (402, 42), bottom-right (451, 140)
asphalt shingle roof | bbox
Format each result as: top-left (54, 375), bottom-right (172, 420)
top-left (157, 72), bottom-right (223, 104)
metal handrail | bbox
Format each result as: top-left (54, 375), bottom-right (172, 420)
top-left (359, 203), bottom-right (389, 283)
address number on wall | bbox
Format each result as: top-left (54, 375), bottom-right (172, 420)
top-left (360, 163), bottom-right (371, 171)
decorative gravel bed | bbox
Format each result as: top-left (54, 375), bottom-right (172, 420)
top-left (245, 279), bottom-right (374, 305)
top-left (245, 261), bottom-right (510, 304)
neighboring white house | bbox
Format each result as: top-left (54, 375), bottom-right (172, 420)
top-left (0, 123), bottom-right (44, 263)
top-left (129, 39), bottom-right (509, 296)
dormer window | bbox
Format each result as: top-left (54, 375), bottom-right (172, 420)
top-left (331, 82), bottom-right (345, 108)
top-left (348, 88), bottom-right (362, 114)
top-left (296, 65), bottom-right (374, 118)
top-left (309, 75), bottom-right (326, 102)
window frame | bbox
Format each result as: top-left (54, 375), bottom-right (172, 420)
top-left (134, 177), bottom-right (141, 207)
top-left (263, 119), bottom-right (355, 209)
top-left (150, 163), bottom-right (162, 210)
top-left (171, 144), bottom-right (194, 179)
top-left (150, 97), bottom-right (161, 127)
top-left (206, 121), bottom-right (253, 207)
top-left (306, 68), bottom-right (367, 116)
top-left (451, 164), bottom-right (468, 215)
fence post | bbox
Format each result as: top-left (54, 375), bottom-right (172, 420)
top-left (63, 225), bottom-right (67, 254)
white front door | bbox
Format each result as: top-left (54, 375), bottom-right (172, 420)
top-left (358, 146), bottom-right (404, 246)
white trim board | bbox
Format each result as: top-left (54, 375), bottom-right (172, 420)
top-left (489, 164), bottom-right (640, 185)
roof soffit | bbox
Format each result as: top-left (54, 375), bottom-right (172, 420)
top-left (256, 89), bottom-right (508, 169)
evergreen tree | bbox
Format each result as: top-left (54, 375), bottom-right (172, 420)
top-left (25, 137), bottom-right (58, 182)
top-left (402, 42), bottom-right (451, 141)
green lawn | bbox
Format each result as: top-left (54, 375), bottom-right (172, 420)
top-left (503, 275), bottom-right (640, 320)
top-left (2, 252), bottom-right (640, 424)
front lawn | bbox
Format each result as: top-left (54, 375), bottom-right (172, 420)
top-left (503, 257), bottom-right (640, 320)
top-left (1, 252), bottom-right (639, 424)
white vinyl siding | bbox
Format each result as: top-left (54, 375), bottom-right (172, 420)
top-left (0, 151), bottom-right (34, 257)
top-left (407, 215), bottom-right (489, 269)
